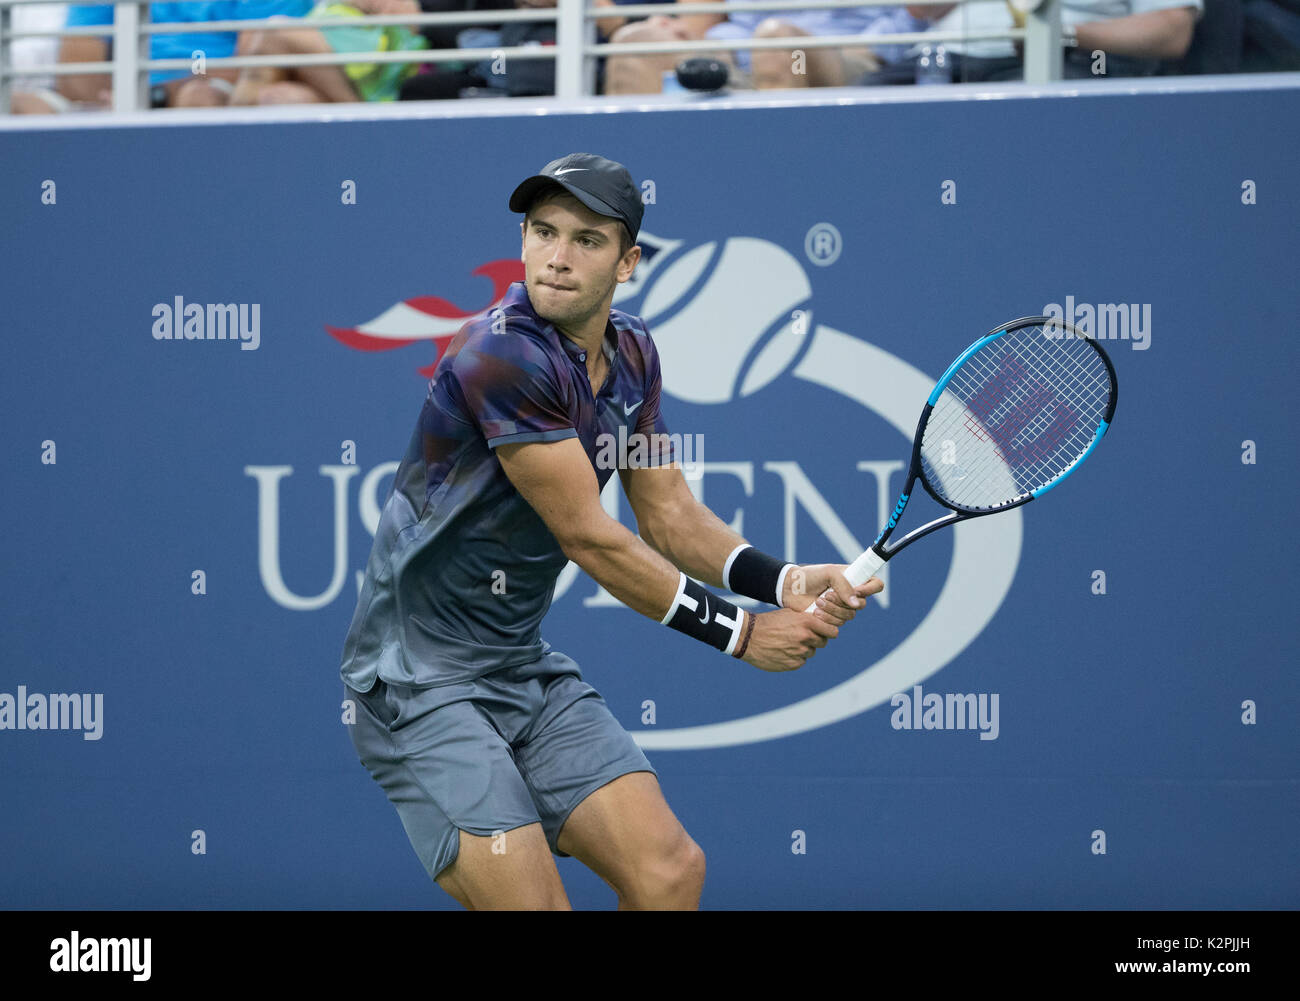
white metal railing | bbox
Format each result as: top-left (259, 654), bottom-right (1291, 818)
top-left (0, 0), bottom-right (1063, 114)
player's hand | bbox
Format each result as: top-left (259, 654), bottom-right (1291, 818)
top-left (739, 608), bottom-right (840, 673)
top-left (781, 564), bottom-right (884, 623)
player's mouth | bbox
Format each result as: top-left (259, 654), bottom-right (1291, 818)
top-left (540, 280), bottom-right (577, 292)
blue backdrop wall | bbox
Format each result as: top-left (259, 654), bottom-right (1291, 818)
top-left (2, 80), bottom-right (1297, 909)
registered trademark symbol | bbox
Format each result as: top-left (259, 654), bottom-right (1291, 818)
top-left (804, 223), bottom-right (842, 267)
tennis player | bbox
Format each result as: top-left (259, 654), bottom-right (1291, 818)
top-left (340, 152), bottom-right (883, 910)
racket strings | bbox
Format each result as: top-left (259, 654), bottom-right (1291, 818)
top-left (964, 335), bottom-right (1106, 471)
top-left (921, 324), bottom-right (1113, 508)
top-left (928, 332), bottom-right (1108, 501)
top-left (930, 355), bottom-right (1101, 501)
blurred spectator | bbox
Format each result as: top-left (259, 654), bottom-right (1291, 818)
top-left (675, 1), bottom-right (926, 87)
top-left (397, 0), bottom-right (673, 99)
top-left (603, 14), bottom-right (704, 93)
top-left (7, 3), bottom-right (75, 113)
top-left (398, 0), bottom-right (556, 99)
top-left (603, 3), bottom-right (923, 92)
top-left (231, 0), bottom-right (428, 104)
top-left (412, 0), bottom-right (513, 51)
top-left (28, 0), bottom-right (1294, 111)
top-left (1167, 0), bottom-right (1242, 71)
top-left (875, 0), bottom-right (1203, 82)
top-left (57, 1), bottom-right (313, 109)
top-left (592, 0), bottom-right (641, 38)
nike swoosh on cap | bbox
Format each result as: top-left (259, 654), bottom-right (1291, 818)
top-left (553, 168), bottom-right (588, 175)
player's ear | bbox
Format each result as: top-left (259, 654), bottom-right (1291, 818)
top-left (618, 243), bottom-right (641, 282)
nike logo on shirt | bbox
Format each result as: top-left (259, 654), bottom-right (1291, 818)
top-left (624, 400), bottom-right (643, 417)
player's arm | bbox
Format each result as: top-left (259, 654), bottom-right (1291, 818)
top-left (617, 462), bottom-right (744, 590)
top-left (495, 437), bottom-right (838, 671)
top-left (619, 461), bottom-right (882, 615)
top-left (499, 438), bottom-right (679, 620)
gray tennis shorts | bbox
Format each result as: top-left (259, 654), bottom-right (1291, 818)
top-left (346, 650), bottom-right (657, 882)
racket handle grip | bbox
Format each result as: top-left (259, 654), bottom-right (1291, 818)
top-left (803, 549), bottom-right (884, 614)
top-left (844, 548), bottom-right (885, 587)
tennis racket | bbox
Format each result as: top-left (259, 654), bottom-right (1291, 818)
top-left (809, 315), bottom-right (1118, 605)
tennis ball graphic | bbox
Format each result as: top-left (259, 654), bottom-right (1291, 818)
top-left (637, 236), bottom-right (814, 404)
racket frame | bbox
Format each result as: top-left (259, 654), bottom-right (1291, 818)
top-left (858, 315), bottom-right (1118, 577)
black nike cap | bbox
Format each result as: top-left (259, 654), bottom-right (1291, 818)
top-left (509, 152), bottom-right (643, 245)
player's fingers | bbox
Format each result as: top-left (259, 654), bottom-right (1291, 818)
top-left (856, 577), bottom-right (884, 597)
top-left (812, 595), bottom-right (855, 626)
top-left (805, 616), bottom-right (838, 641)
top-left (825, 570), bottom-right (864, 609)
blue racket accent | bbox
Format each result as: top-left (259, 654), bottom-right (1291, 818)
top-left (1030, 419), bottom-right (1110, 498)
top-left (871, 489), bottom-right (911, 547)
top-left (926, 328), bottom-right (1010, 406)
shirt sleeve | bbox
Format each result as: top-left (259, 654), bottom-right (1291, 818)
top-left (451, 333), bottom-right (577, 449)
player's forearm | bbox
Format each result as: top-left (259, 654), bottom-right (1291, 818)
top-left (640, 499), bottom-right (747, 590)
top-left (560, 518), bottom-right (691, 621)
top-left (1074, 8), bottom-right (1196, 60)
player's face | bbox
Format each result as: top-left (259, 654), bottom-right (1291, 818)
top-left (521, 194), bottom-right (638, 332)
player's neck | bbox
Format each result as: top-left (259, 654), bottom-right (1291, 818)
top-left (554, 310), bottom-right (611, 357)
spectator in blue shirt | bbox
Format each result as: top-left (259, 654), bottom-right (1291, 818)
top-left (57, 1), bottom-right (312, 108)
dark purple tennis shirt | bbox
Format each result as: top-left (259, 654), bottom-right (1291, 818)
top-left (340, 280), bottom-right (676, 692)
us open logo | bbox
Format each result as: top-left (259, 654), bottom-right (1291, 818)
top-left (565, 231), bottom-right (1023, 750)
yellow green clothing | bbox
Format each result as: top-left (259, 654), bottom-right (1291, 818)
top-left (307, 2), bottom-right (428, 101)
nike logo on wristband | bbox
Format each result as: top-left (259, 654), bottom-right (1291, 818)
top-left (697, 596), bottom-right (710, 623)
